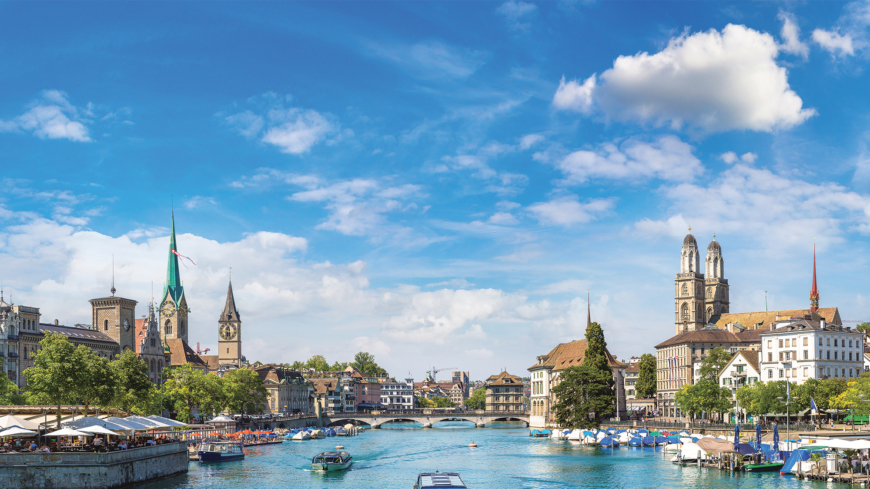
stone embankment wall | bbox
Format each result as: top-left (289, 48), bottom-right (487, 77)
top-left (0, 442), bottom-right (188, 488)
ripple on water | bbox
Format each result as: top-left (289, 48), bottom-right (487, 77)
top-left (136, 423), bottom-right (831, 488)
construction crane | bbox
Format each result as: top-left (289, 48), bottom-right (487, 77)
top-left (428, 366), bottom-right (457, 382)
top-left (196, 342), bottom-right (211, 355)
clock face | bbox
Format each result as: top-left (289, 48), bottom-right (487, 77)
top-left (220, 323), bottom-right (237, 341)
top-left (161, 302), bottom-right (175, 317)
top-left (123, 320), bottom-right (130, 331)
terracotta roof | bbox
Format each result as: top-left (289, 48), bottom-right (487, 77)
top-left (718, 350), bottom-right (761, 379)
top-left (528, 338), bottom-right (625, 371)
top-left (714, 307), bottom-right (841, 330)
top-left (251, 364), bottom-right (305, 384)
top-left (200, 355), bottom-right (220, 371)
top-left (655, 328), bottom-right (761, 348)
top-left (625, 363), bottom-right (640, 373)
top-left (485, 371), bottom-right (522, 386)
top-left (309, 378), bottom-right (339, 395)
top-left (165, 338), bottom-right (208, 369)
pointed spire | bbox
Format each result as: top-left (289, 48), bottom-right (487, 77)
top-left (111, 254), bottom-right (116, 296)
top-left (586, 290), bottom-right (592, 332)
top-left (220, 275), bottom-right (240, 322)
top-left (810, 242), bottom-right (820, 312)
top-left (163, 210), bottom-right (183, 304)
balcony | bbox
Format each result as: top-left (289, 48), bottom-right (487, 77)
top-left (7, 335), bottom-right (18, 341)
top-left (7, 352), bottom-right (18, 358)
top-left (730, 371), bottom-right (746, 377)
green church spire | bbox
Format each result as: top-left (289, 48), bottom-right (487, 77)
top-left (163, 211), bottom-right (184, 305)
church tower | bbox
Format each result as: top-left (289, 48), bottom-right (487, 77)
top-left (675, 229), bottom-right (706, 334)
top-left (90, 273), bottom-right (137, 354)
top-left (704, 235), bottom-right (730, 324)
top-left (160, 211), bottom-right (190, 344)
top-left (218, 279), bottom-right (242, 367)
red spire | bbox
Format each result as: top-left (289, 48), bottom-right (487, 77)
top-left (810, 243), bottom-right (819, 312)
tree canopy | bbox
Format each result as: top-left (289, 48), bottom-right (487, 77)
top-left (551, 365), bottom-right (614, 429)
top-left (24, 332), bottom-right (90, 426)
top-left (464, 388), bottom-right (485, 410)
top-left (635, 353), bottom-right (656, 398)
top-left (674, 379), bottom-right (733, 419)
top-left (223, 368), bottom-right (269, 414)
top-left (697, 347), bottom-right (733, 382)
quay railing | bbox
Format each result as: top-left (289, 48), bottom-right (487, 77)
top-left (606, 419), bottom-right (818, 431)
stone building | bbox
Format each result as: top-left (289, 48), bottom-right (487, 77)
top-left (217, 280), bottom-right (243, 369)
top-left (0, 292), bottom-right (20, 384)
top-left (134, 303), bottom-right (169, 385)
top-left (718, 349), bottom-right (761, 422)
top-left (251, 364), bottom-right (313, 415)
top-left (484, 371), bottom-right (524, 412)
top-left (89, 293), bottom-right (137, 353)
top-left (310, 378), bottom-right (343, 414)
top-left (380, 378), bottom-right (414, 410)
top-left (675, 231), bottom-right (730, 335)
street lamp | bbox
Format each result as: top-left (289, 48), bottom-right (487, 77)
top-left (777, 395), bottom-right (799, 447)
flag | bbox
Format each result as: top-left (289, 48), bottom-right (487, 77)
top-left (786, 381), bottom-right (790, 401)
top-left (171, 249), bottom-right (197, 268)
top-left (811, 397), bottom-right (818, 413)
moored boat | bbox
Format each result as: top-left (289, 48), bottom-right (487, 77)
top-left (197, 441), bottom-right (245, 463)
top-left (414, 472), bottom-right (467, 489)
top-left (310, 429), bottom-right (325, 439)
top-left (743, 462), bottom-right (784, 472)
top-left (529, 429), bottom-right (551, 437)
top-left (292, 431), bottom-right (311, 441)
top-left (311, 451), bottom-right (353, 471)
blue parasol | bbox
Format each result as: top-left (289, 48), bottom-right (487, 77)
top-left (772, 424), bottom-right (779, 454)
top-left (733, 425), bottom-right (740, 451)
top-left (755, 424), bottom-right (761, 451)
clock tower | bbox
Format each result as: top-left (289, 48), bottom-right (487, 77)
top-left (218, 279), bottom-right (242, 367)
top-left (90, 289), bottom-right (137, 354)
top-left (160, 211), bottom-right (190, 344)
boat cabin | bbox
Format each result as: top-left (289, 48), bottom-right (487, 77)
top-left (199, 441), bottom-right (243, 454)
top-left (415, 472), bottom-right (467, 489)
top-left (312, 451), bottom-right (350, 464)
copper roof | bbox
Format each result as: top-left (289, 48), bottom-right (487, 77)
top-left (528, 338), bottom-right (625, 371)
top-left (166, 338), bottom-right (208, 369)
top-left (37, 323), bottom-right (118, 344)
top-left (714, 307), bottom-right (841, 330)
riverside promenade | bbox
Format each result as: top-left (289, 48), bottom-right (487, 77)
top-left (0, 441), bottom-right (188, 489)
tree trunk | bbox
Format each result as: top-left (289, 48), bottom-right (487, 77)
top-left (56, 403), bottom-right (61, 429)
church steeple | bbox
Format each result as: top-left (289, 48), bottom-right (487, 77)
top-left (220, 279), bottom-right (240, 322)
top-left (810, 243), bottom-right (820, 312)
top-left (163, 211), bottom-right (184, 305)
top-left (218, 274), bottom-right (243, 368)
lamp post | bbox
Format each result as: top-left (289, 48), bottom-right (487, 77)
top-left (777, 395), bottom-right (799, 447)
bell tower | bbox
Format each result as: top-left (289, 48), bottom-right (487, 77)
top-left (218, 278), bottom-right (242, 367)
top-left (90, 280), bottom-right (137, 354)
top-left (704, 234), bottom-right (730, 324)
top-left (675, 228), bottom-right (706, 335)
top-left (160, 211), bottom-right (190, 344)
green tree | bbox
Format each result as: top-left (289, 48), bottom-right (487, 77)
top-left (76, 347), bottom-right (116, 416)
top-left (223, 368), bottom-right (268, 415)
top-left (635, 353), bottom-right (657, 398)
top-left (432, 397), bottom-right (455, 408)
top-left (857, 322), bottom-right (870, 334)
top-left (674, 384), bottom-right (700, 418)
top-left (0, 376), bottom-right (25, 405)
top-left (110, 350), bottom-right (153, 415)
top-left (697, 347), bottom-right (733, 382)
top-left (24, 332), bottom-right (86, 427)
top-left (305, 355), bottom-right (331, 372)
top-left (582, 322), bottom-right (614, 418)
top-left (551, 365), bottom-right (614, 429)
top-left (416, 397), bottom-right (432, 408)
top-left (352, 352), bottom-right (376, 375)
top-left (130, 383), bottom-right (162, 416)
top-left (289, 361), bottom-right (305, 370)
top-left (675, 379), bottom-right (733, 420)
top-left (163, 365), bottom-right (212, 422)
top-left (331, 361), bottom-right (349, 371)
top-left (464, 388), bottom-right (486, 410)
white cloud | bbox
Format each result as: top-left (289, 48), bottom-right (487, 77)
top-left (1, 90), bottom-right (92, 142)
top-left (366, 39), bottom-right (488, 79)
top-left (184, 196), bottom-right (217, 209)
top-left (552, 75), bottom-right (596, 114)
top-left (223, 93), bottom-right (337, 154)
top-left (528, 196), bottom-right (614, 226)
top-left (634, 164), bottom-right (870, 247)
top-left (496, 0), bottom-right (538, 32)
top-left (812, 29), bottom-right (856, 58)
top-left (555, 24), bottom-right (816, 133)
top-left (778, 12), bottom-right (809, 59)
top-left (550, 135), bottom-right (702, 184)
top-left (441, 150), bottom-right (529, 196)
top-left (488, 212), bottom-right (519, 225)
top-left (741, 152), bottom-right (758, 164)
top-left (721, 151), bottom-right (757, 164)
top-left (518, 133), bottom-right (545, 150)
top-left (721, 151), bottom-right (738, 164)
top-left (464, 348), bottom-right (494, 358)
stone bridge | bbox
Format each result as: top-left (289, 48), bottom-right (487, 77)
top-left (322, 412), bottom-right (529, 429)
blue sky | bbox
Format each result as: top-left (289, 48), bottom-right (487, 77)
top-left (2, 1), bottom-right (870, 380)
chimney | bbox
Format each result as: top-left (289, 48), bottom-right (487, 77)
top-left (821, 319), bottom-right (826, 329)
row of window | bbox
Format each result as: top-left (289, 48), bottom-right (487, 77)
top-left (767, 366), bottom-right (859, 379)
top-left (766, 350), bottom-right (861, 362)
top-left (767, 337), bottom-right (862, 349)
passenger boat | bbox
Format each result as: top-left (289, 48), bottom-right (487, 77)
top-left (197, 441), bottom-right (245, 463)
top-left (311, 451), bottom-right (353, 471)
top-left (414, 472), bottom-right (467, 489)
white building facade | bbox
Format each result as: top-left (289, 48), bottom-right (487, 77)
top-left (718, 350), bottom-right (761, 422)
top-left (381, 379), bottom-right (415, 410)
top-left (760, 317), bottom-right (864, 383)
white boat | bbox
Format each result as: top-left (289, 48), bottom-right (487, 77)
top-left (582, 436), bottom-right (598, 445)
top-left (671, 442), bottom-right (707, 463)
top-left (311, 451), bottom-right (352, 471)
top-left (310, 430), bottom-right (325, 439)
top-left (567, 429), bottom-right (581, 441)
top-left (663, 443), bottom-right (681, 452)
top-left (292, 431), bottom-right (311, 441)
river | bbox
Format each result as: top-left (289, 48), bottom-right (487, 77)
top-left (138, 421), bottom-right (827, 488)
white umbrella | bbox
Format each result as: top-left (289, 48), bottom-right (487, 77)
top-left (0, 427), bottom-right (38, 437)
top-left (43, 428), bottom-right (93, 437)
top-left (77, 425), bottom-right (119, 436)
top-left (0, 415), bottom-right (39, 430)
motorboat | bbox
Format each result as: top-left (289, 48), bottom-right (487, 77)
top-left (414, 472), bottom-right (467, 489)
top-left (663, 443), bottom-right (681, 452)
top-left (599, 436), bottom-right (619, 448)
top-left (530, 429), bottom-right (551, 437)
top-left (335, 428), bottom-right (348, 437)
top-left (310, 430), bottom-right (325, 439)
top-left (325, 429), bottom-right (337, 437)
top-left (197, 441), bottom-right (245, 463)
top-left (628, 437), bottom-right (642, 447)
top-left (292, 431), bottom-right (312, 441)
top-left (311, 451), bottom-right (353, 471)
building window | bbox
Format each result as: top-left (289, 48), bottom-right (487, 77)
top-left (835, 351), bottom-right (838, 360)
top-left (768, 340), bottom-right (773, 349)
top-left (682, 284), bottom-right (688, 296)
top-left (804, 337), bottom-right (808, 346)
top-left (804, 350), bottom-right (808, 360)
top-left (768, 352), bottom-right (773, 362)
top-left (681, 303), bottom-right (689, 321)
top-left (779, 369), bottom-right (784, 378)
top-left (827, 338), bottom-right (831, 346)
top-left (792, 338), bottom-right (797, 347)
top-left (827, 351), bottom-right (831, 360)
top-left (803, 367), bottom-right (808, 377)
top-left (779, 339), bottom-right (783, 348)
top-left (104, 319), bottom-right (109, 331)
top-left (819, 337), bottom-right (823, 346)
top-left (835, 339), bottom-right (839, 347)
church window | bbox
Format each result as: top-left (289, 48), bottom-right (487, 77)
top-left (706, 307), bottom-right (713, 322)
top-left (104, 319), bottom-right (109, 331)
top-left (681, 284), bottom-right (688, 296)
top-left (681, 303), bottom-right (689, 321)
top-left (165, 320), bottom-right (172, 335)
top-left (151, 338), bottom-right (155, 347)
top-left (707, 288), bottom-right (712, 299)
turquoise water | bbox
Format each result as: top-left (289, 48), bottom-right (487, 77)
top-left (139, 422), bottom-right (828, 488)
